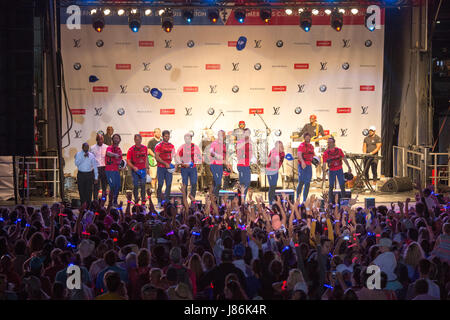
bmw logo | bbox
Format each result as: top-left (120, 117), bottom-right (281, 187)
top-left (342, 62), bottom-right (350, 70)
top-left (319, 85), bottom-right (327, 92)
top-left (294, 107), bottom-right (302, 115)
top-left (232, 85), bottom-right (239, 93)
top-left (187, 40), bottom-right (195, 48)
top-left (96, 40), bottom-right (104, 47)
top-left (73, 63), bottom-right (81, 70)
top-left (165, 63), bottom-right (172, 71)
top-left (365, 40), bottom-right (372, 47)
top-left (207, 107), bottom-right (215, 115)
top-left (362, 129), bottom-right (369, 136)
top-left (274, 129), bottom-right (282, 137)
top-left (254, 63), bottom-right (262, 71)
top-left (276, 40), bottom-right (284, 48)
top-left (117, 108), bottom-right (125, 116)
top-left (143, 86), bottom-right (150, 93)
top-left (189, 130), bottom-right (195, 137)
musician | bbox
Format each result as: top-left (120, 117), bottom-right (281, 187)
top-left (199, 129), bottom-right (214, 191)
top-left (75, 142), bottom-right (98, 207)
top-left (363, 126), bottom-right (382, 184)
top-left (231, 120), bottom-right (246, 143)
top-left (176, 133), bottom-right (203, 198)
top-left (209, 130), bottom-right (231, 198)
top-left (322, 137), bottom-right (352, 204)
top-left (236, 128), bottom-right (253, 198)
top-left (266, 141), bottom-right (285, 205)
top-left (105, 134), bottom-right (122, 206)
top-left (155, 130), bottom-right (175, 207)
top-left (90, 133), bottom-right (108, 201)
top-left (297, 132), bottom-right (315, 202)
top-left (147, 128), bottom-right (162, 192)
top-left (104, 126), bottom-right (114, 146)
top-left (127, 134), bottom-right (149, 204)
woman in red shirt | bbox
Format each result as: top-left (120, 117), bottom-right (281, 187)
top-left (266, 141), bottom-right (285, 205)
top-left (105, 134), bottom-right (122, 206)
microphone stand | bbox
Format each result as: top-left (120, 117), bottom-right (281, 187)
top-left (209, 111), bottom-right (224, 129)
top-left (253, 113), bottom-right (271, 200)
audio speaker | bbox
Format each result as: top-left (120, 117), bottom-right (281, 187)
top-left (365, 197), bottom-right (376, 209)
top-left (332, 190), bottom-right (352, 203)
top-left (380, 177), bottom-right (413, 193)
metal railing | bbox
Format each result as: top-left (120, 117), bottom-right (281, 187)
top-left (429, 152), bottom-right (449, 193)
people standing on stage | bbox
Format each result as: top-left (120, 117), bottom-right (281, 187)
top-left (363, 126), bottom-right (382, 186)
top-left (90, 134), bottom-right (108, 201)
top-left (127, 134), bottom-right (149, 204)
top-left (104, 126), bottom-right (114, 146)
top-left (176, 133), bottom-right (203, 199)
top-left (266, 141), bottom-right (285, 205)
top-left (155, 130), bottom-right (175, 207)
top-left (199, 129), bottom-right (214, 191)
top-left (209, 130), bottom-right (231, 198)
top-left (105, 134), bottom-right (122, 206)
top-left (236, 128), bottom-right (253, 198)
top-left (75, 142), bottom-right (98, 207)
top-left (322, 137), bottom-right (352, 204)
top-left (297, 133), bottom-right (315, 202)
top-left (147, 128), bottom-right (162, 192)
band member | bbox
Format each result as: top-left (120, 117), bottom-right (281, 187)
top-left (75, 142), bottom-right (98, 207)
top-left (147, 128), bottom-right (162, 192)
top-left (105, 134), bottom-right (122, 206)
top-left (266, 141), bottom-right (285, 205)
top-left (236, 128), bottom-right (253, 198)
top-left (322, 137), bottom-right (352, 204)
top-left (297, 133), bottom-right (315, 202)
top-left (199, 129), bottom-right (214, 191)
top-left (155, 130), bottom-right (175, 207)
top-left (209, 130), bottom-right (231, 198)
top-left (231, 120), bottom-right (246, 143)
top-left (127, 134), bottom-right (149, 204)
top-left (90, 134), bottom-right (108, 200)
top-left (104, 126), bottom-right (114, 146)
top-left (176, 133), bottom-right (202, 198)
top-left (363, 126), bottom-right (382, 184)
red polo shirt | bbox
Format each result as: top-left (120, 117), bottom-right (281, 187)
top-left (323, 147), bottom-right (345, 171)
top-left (155, 141), bottom-right (175, 168)
top-left (298, 142), bottom-right (315, 166)
top-left (127, 145), bottom-right (148, 170)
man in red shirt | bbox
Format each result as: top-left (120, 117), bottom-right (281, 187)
top-left (236, 128), bottom-right (253, 198)
top-left (155, 130), bottom-right (175, 206)
top-left (266, 141), bottom-right (285, 205)
top-left (322, 137), bottom-right (352, 204)
top-left (297, 132), bottom-right (315, 202)
top-left (127, 134), bottom-right (149, 204)
top-left (176, 133), bottom-right (202, 198)
top-left (105, 134), bottom-right (123, 206)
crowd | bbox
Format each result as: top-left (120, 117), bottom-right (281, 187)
top-left (0, 180), bottom-right (449, 300)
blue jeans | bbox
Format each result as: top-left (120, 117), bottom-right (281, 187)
top-left (181, 167), bottom-right (197, 198)
top-left (237, 166), bottom-right (251, 198)
top-left (267, 171), bottom-right (278, 205)
top-left (328, 169), bottom-right (346, 204)
top-left (210, 164), bottom-right (223, 198)
top-left (131, 170), bottom-right (147, 203)
top-left (297, 164), bottom-right (312, 202)
top-left (157, 167), bottom-right (173, 204)
top-left (105, 170), bottom-right (121, 204)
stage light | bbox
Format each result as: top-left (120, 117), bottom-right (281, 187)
top-left (103, 8), bottom-right (110, 16)
top-left (339, 8), bottom-right (346, 14)
top-left (351, 8), bottom-right (359, 15)
top-left (325, 9), bottom-right (332, 15)
top-left (92, 11), bottom-right (105, 32)
top-left (129, 12), bottom-right (141, 32)
top-left (158, 9), bottom-right (165, 16)
top-left (234, 9), bottom-right (246, 24)
top-left (298, 8), bottom-right (304, 13)
top-left (300, 10), bottom-right (312, 32)
top-left (131, 8), bottom-right (138, 14)
top-left (312, 9), bottom-right (319, 15)
top-left (118, 9), bottom-right (125, 16)
top-left (365, 13), bottom-right (376, 31)
top-left (183, 9), bottom-right (194, 24)
top-left (161, 9), bottom-right (174, 32)
top-left (285, 8), bottom-right (293, 15)
top-left (90, 9), bottom-right (97, 15)
top-left (208, 9), bottom-right (219, 23)
top-left (331, 10), bottom-right (343, 31)
top-left (145, 9), bottom-right (152, 16)
top-left (260, 8), bottom-right (271, 23)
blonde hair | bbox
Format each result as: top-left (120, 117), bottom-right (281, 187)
top-left (287, 269), bottom-right (305, 291)
top-left (188, 254), bottom-right (204, 282)
top-left (403, 242), bottom-right (424, 267)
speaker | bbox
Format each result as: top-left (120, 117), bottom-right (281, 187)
top-left (380, 177), bottom-right (413, 193)
top-left (365, 197), bottom-right (376, 209)
top-left (275, 189), bottom-right (295, 202)
top-left (219, 190), bottom-right (238, 201)
top-left (168, 192), bottom-right (183, 203)
top-left (71, 198), bottom-right (81, 209)
top-left (332, 190), bottom-right (352, 203)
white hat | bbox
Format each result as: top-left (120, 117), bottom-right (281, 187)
top-left (293, 281), bottom-right (309, 294)
top-left (77, 239), bottom-right (95, 260)
top-left (373, 251), bottom-right (397, 281)
top-left (119, 159), bottom-right (127, 169)
top-left (369, 126), bottom-right (376, 131)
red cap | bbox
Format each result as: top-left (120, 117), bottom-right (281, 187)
top-left (310, 114), bottom-right (317, 120)
top-left (239, 121), bottom-right (245, 126)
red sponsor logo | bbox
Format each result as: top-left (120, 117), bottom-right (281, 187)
top-left (140, 131), bottom-right (155, 137)
top-left (294, 63), bottom-right (309, 69)
top-left (337, 108), bottom-right (352, 114)
top-left (116, 64), bottom-right (131, 70)
top-left (316, 41), bottom-right (332, 47)
top-left (360, 85), bottom-right (375, 91)
top-left (93, 86), bottom-right (108, 92)
top-left (324, 130), bottom-right (330, 136)
top-left (228, 41), bottom-right (237, 47)
top-left (249, 108), bottom-right (264, 114)
top-left (205, 64), bottom-right (221, 70)
top-left (70, 109), bottom-right (86, 115)
top-left (183, 86), bottom-right (199, 92)
top-left (272, 86), bottom-right (287, 92)
top-left (139, 41), bottom-right (154, 47)
top-left (160, 109), bottom-right (175, 115)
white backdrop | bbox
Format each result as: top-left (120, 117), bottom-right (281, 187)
top-left (60, 9), bottom-right (384, 176)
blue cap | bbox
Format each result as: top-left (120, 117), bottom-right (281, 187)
top-left (285, 153), bottom-right (294, 161)
top-left (150, 88), bottom-right (162, 99)
top-left (137, 169), bottom-right (147, 179)
top-left (189, 162), bottom-right (194, 168)
top-left (170, 163), bottom-right (175, 169)
top-left (236, 36), bottom-right (247, 51)
top-left (89, 75), bottom-right (99, 83)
